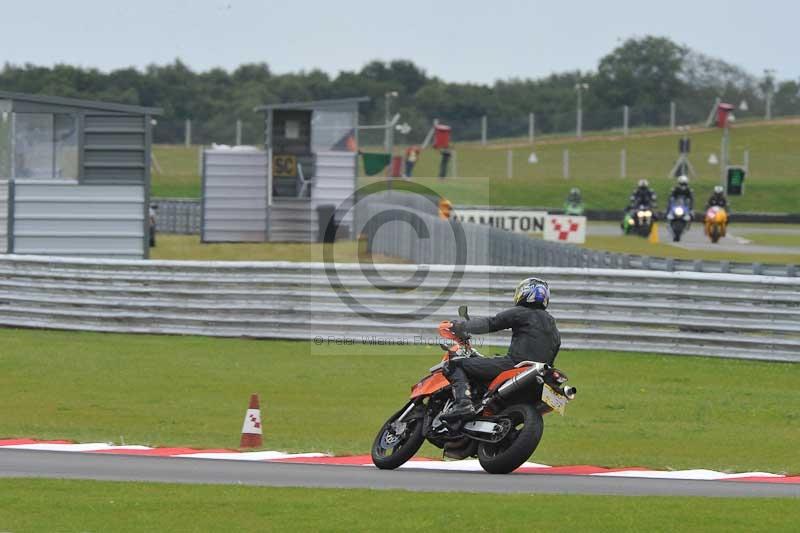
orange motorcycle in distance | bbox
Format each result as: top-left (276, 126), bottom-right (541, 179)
top-left (370, 306), bottom-right (577, 474)
top-left (704, 206), bottom-right (728, 243)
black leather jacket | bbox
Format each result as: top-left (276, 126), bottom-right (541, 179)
top-left (669, 186), bottom-right (694, 210)
top-left (629, 187), bottom-right (656, 209)
top-left (706, 193), bottom-right (728, 210)
top-left (453, 305), bottom-right (561, 364)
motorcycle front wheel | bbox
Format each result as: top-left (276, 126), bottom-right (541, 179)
top-left (671, 220), bottom-right (685, 242)
top-left (710, 225), bottom-right (721, 243)
top-left (371, 403), bottom-right (425, 470)
top-left (477, 403), bottom-right (543, 474)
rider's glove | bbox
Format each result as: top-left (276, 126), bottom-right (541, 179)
top-left (450, 320), bottom-right (469, 339)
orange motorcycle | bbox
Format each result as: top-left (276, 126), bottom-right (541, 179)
top-left (704, 206), bottom-right (728, 243)
top-left (371, 306), bottom-right (577, 474)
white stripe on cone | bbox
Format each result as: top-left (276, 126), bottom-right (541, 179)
top-left (241, 408), bottom-right (263, 435)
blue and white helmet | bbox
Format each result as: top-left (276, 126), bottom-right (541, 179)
top-left (513, 277), bottom-right (550, 309)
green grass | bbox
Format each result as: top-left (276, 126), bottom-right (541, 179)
top-left (151, 231), bottom-right (800, 265)
top-left (393, 120), bottom-right (800, 213)
top-left (1, 329), bottom-right (798, 473)
top-left (150, 235), bottom-right (403, 263)
top-left (739, 232), bottom-right (800, 247)
top-left (151, 144), bottom-right (201, 198)
top-left (1, 480), bottom-right (799, 532)
top-left (579, 234), bottom-right (800, 264)
top-left (152, 120), bottom-right (800, 214)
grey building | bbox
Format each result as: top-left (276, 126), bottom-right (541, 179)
top-left (0, 91), bottom-right (161, 258)
top-left (202, 97), bottom-right (367, 242)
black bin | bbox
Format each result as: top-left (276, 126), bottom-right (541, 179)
top-left (317, 205), bottom-right (337, 243)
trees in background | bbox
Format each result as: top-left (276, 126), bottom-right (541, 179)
top-left (0, 37), bottom-right (789, 144)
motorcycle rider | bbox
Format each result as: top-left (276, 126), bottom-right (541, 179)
top-left (442, 278), bottom-right (561, 420)
top-left (622, 179), bottom-right (656, 232)
top-left (567, 187), bottom-right (582, 205)
top-left (706, 185), bottom-right (729, 210)
top-left (668, 175), bottom-right (694, 217)
top-left (628, 179), bottom-right (657, 211)
top-left (565, 187), bottom-right (584, 215)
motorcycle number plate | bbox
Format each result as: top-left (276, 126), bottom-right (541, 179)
top-left (541, 384), bottom-right (567, 416)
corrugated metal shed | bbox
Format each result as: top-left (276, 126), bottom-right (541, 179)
top-left (258, 97), bottom-right (365, 242)
top-left (312, 151), bottom-right (357, 228)
top-left (12, 181), bottom-right (145, 258)
top-left (202, 149), bottom-right (268, 242)
top-left (254, 97), bottom-right (369, 113)
top-left (0, 91), bottom-right (161, 258)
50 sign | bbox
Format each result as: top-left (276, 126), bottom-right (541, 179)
top-left (272, 155), bottom-right (297, 177)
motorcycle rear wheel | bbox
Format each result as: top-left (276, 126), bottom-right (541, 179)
top-left (371, 404), bottom-right (425, 470)
top-left (477, 403), bottom-right (543, 474)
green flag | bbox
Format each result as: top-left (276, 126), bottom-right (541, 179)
top-left (362, 152), bottom-right (391, 176)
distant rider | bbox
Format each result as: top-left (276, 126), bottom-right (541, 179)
top-left (628, 179), bottom-right (657, 211)
top-left (565, 187), bottom-right (584, 215)
top-left (706, 185), bottom-right (729, 211)
top-left (668, 175), bottom-right (694, 216)
top-left (567, 187), bottom-right (582, 205)
top-left (442, 278), bottom-right (561, 420)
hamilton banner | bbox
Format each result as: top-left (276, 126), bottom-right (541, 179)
top-left (452, 208), bottom-right (548, 234)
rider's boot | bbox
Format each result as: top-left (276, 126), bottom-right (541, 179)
top-left (444, 381), bottom-right (476, 420)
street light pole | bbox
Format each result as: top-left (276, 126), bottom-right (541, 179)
top-left (575, 82), bottom-right (589, 138)
top-left (384, 91), bottom-right (398, 152)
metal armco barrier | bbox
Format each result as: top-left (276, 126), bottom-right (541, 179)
top-left (0, 255), bottom-right (798, 363)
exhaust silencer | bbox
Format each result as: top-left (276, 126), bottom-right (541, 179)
top-left (495, 366), bottom-right (543, 400)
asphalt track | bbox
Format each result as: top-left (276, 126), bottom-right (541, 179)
top-left (587, 221), bottom-right (800, 255)
top-left (1, 449), bottom-right (798, 498)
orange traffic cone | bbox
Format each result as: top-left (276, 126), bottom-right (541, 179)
top-left (648, 222), bottom-right (660, 244)
top-left (239, 393), bottom-right (263, 448)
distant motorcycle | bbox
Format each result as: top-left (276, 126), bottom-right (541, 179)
top-left (622, 203), bottom-right (654, 238)
top-left (564, 200), bottom-right (585, 216)
top-left (666, 198), bottom-right (692, 242)
top-left (704, 206), bottom-right (728, 244)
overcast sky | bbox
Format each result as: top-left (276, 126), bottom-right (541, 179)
top-left (2, 0), bottom-right (793, 84)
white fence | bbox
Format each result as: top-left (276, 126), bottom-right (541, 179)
top-left (202, 150), bottom-right (268, 242)
top-left (0, 255), bottom-right (797, 362)
top-left (10, 181), bottom-right (146, 259)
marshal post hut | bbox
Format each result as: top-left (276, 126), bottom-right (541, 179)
top-left (0, 91), bottom-right (161, 258)
top-left (201, 97), bottom-right (367, 242)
